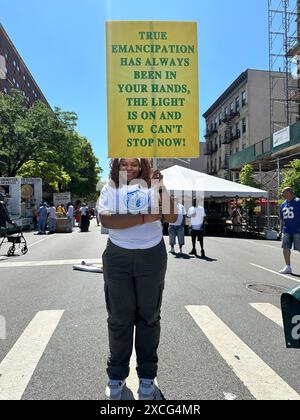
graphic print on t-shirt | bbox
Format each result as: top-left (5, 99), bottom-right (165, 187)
top-left (125, 189), bottom-right (149, 213)
top-left (280, 198), bottom-right (300, 234)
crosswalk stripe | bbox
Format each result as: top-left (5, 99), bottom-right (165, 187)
top-left (126, 333), bottom-right (160, 400)
top-left (128, 342), bottom-right (139, 400)
top-left (250, 263), bottom-right (300, 283)
top-left (250, 303), bottom-right (283, 327)
top-left (186, 305), bottom-right (300, 400)
top-left (0, 310), bottom-right (64, 400)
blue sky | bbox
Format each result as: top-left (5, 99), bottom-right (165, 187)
top-left (1, 0), bottom-right (269, 179)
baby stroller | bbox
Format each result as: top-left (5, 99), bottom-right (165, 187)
top-left (0, 226), bottom-right (28, 257)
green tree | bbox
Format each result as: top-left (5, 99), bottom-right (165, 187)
top-left (240, 164), bottom-right (260, 188)
top-left (0, 90), bottom-right (55, 176)
top-left (280, 159), bottom-right (300, 197)
top-left (17, 161), bottom-right (71, 192)
top-left (0, 90), bottom-right (102, 198)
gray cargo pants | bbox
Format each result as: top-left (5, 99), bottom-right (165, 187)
top-left (102, 238), bottom-right (167, 380)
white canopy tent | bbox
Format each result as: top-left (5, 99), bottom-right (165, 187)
top-left (161, 166), bottom-right (268, 198)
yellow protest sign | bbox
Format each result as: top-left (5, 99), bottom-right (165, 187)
top-left (106, 21), bottom-right (199, 158)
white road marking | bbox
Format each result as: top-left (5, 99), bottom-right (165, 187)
top-left (186, 305), bottom-right (300, 400)
top-left (250, 303), bottom-right (283, 327)
top-left (127, 338), bottom-right (138, 400)
top-left (0, 310), bottom-right (64, 400)
top-left (223, 392), bottom-right (237, 400)
top-left (126, 332), bottom-right (160, 400)
top-left (27, 235), bottom-right (56, 248)
top-left (250, 263), bottom-right (300, 283)
top-left (0, 259), bottom-right (101, 268)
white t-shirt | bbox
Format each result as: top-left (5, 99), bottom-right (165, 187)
top-left (187, 206), bottom-right (206, 229)
top-left (67, 205), bottom-right (74, 218)
top-left (97, 183), bottom-right (162, 250)
top-left (169, 203), bottom-right (186, 226)
top-left (80, 206), bottom-right (88, 216)
top-left (48, 207), bottom-right (57, 219)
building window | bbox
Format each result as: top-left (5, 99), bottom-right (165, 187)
top-left (3, 87), bottom-right (8, 94)
top-left (13, 60), bottom-right (16, 67)
top-left (225, 106), bottom-right (228, 115)
top-left (17, 65), bottom-right (20, 72)
top-left (12, 77), bottom-right (16, 85)
top-left (236, 97), bottom-right (240, 111)
top-left (242, 91), bottom-right (247, 106)
top-left (23, 75), bottom-right (26, 81)
top-left (242, 118), bottom-right (247, 133)
top-left (235, 122), bottom-right (239, 134)
top-left (230, 102), bottom-right (234, 113)
top-left (219, 135), bottom-right (222, 147)
top-left (4, 53), bottom-right (8, 59)
top-left (27, 82), bottom-right (30, 87)
top-left (219, 113), bottom-right (222, 125)
top-left (214, 117), bottom-right (218, 129)
top-left (16, 82), bottom-right (19, 88)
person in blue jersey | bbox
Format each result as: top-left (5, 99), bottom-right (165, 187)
top-left (279, 187), bottom-right (300, 274)
top-left (98, 158), bottom-right (177, 400)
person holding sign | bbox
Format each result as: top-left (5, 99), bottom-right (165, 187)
top-left (98, 158), bottom-right (177, 400)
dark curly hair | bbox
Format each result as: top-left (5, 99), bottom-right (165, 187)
top-left (109, 158), bottom-right (152, 188)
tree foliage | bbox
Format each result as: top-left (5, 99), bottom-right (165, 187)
top-left (0, 90), bottom-right (102, 198)
top-left (280, 159), bottom-right (300, 197)
top-left (239, 164), bottom-right (260, 189)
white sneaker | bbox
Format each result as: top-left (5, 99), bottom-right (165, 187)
top-left (105, 379), bottom-right (126, 400)
top-left (138, 378), bottom-right (155, 400)
top-left (279, 266), bottom-right (292, 275)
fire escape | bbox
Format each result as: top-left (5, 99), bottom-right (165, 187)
top-left (221, 110), bottom-right (240, 178)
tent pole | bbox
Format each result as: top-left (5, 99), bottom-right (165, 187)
top-left (267, 193), bottom-right (270, 230)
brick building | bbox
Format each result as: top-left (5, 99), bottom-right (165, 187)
top-left (0, 23), bottom-right (48, 106)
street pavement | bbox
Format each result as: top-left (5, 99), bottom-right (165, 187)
top-left (0, 222), bottom-right (300, 400)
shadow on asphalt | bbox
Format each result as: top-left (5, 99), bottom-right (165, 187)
top-left (170, 252), bottom-right (218, 262)
top-left (195, 256), bottom-right (218, 262)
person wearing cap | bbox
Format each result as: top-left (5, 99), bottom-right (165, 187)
top-left (0, 193), bottom-right (15, 230)
top-left (80, 202), bottom-right (90, 232)
top-left (98, 158), bottom-right (177, 400)
top-left (279, 187), bottom-right (300, 274)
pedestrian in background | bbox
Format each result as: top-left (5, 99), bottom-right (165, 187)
top-left (67, 202), bottom-right (74, 231)
top-left (279, 187), bottom-right (300, 274)
top-left (0, 193), bottom-right (15, 232)
top-left (187, 199), bottom-right (206, 257)
top-left (168, 199), bottom-right (186, 255)
top-left (57, 204), bottom-right (66, 216)
top-left (31, 204), bottom-right (38, 230)
top-left (37, 203), bottom-right (48, 235)
top-left (80, 203), bottom-right (90, 232)
top-left (48, 203), bottom-right (57, 234)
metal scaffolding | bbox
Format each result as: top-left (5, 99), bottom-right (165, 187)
top-left (267, 0), bottom-right (300, 201)
top-left (268, 0), bottom-right (299, 135)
